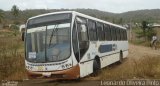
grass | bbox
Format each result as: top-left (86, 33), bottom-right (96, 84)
top-left (100, 56), bottom-right (160, 80)
top-left (0, 29), bottom-right (27, 80)
top-left (130, 40), bottom-right (160, 50)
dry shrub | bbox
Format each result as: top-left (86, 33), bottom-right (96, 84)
top-left (0, 31), bottom-right (27, 80)
top-left (100, 56), bottom-right (160, 80)
top-left (133, 56), bottom-right (160, 78)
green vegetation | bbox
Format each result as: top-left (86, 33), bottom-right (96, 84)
top-left (10, 24), bottom-right (19, 36)
top-left (0, 9), bottom-right (4, 24)
top-left (139, 21), bottom-right (156, 41)
top-left (11, 5), bottom-right (20, 24)
top-left (130, 20), bottom-right (159, 47)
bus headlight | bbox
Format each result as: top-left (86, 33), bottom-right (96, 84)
top-left (26, 66), bottom-right (33, 70)
top-left (42, 72), bottom-right (51, 77)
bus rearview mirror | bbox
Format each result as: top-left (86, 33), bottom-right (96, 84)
top-left (22, 32), bottom-right (25, 41)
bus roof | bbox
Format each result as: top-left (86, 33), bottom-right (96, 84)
top-left (28, 11), bottom-right (73, 20)
top-left (28, 11), bottom-right (126, 29)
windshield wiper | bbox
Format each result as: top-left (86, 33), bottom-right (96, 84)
top-left (49, 24), bottom-right (59, 47)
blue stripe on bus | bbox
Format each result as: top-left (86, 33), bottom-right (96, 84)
top-left (99, 44), bottom-right (113, 53)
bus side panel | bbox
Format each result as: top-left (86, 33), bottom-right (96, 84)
top-left (97, 41), bottom-right (117, 68)
top-left (79, 61), bottom-right (94, 78)
top-left (99, 41), bottom-right (128, 68)
top-left (100, 52), bottom-right (120, 68)
top-left (117, 41), bottom-right (128, 59)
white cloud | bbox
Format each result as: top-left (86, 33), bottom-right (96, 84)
top-left (0, 0), bottom-right (160, 13)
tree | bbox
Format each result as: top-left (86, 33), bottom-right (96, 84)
top-left (0, 9), bottom-right (4, 24)
top-left (112, 18), bottom-right (115, 23)
top-left (118, 18), bottom-right (123, 24)
top-left (11, 5), bottom-right (20, 24)
top-left (136, 21), bottom-right (156, 41)
top-left (146, 27), bottom-right (156, 41)
top-left (141, 21), bottom-right (148, 40)
top-left (10, 5), bottom-right (20, 36)
top-left (10, 24), bottom-right (19, 36)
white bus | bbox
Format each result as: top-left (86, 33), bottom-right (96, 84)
top-left (24, 11), bottom-right (128, 80)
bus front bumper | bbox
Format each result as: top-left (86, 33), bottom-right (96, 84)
top-left (26, 64), bottom-right (80, 80)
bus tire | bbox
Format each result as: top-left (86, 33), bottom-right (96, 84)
top-left (119, 51), bottom-right (123, 63)
top-left (74, 77), bottom-right (81, 82)
top-left (92, 57), bottom-right (100, 76)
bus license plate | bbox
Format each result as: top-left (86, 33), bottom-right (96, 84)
top-left (37, 66), bottom-right (44, 71)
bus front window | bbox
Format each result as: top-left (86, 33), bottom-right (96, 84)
top-left (26, 13), bottom-right (71, 63)
top-left (46, 23), bottom-right (71, 62)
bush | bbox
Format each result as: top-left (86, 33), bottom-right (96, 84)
top-left (100, 56), bottom-right (160, 80)
top-left (9, 24), bottom-right (19, 36)
top-left (133, 56), bottom-right (160, 78)
top-left (0, 31), bottom-right (27, 80)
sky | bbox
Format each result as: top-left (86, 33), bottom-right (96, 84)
top-left (0, 0), bottom-right (160, 13)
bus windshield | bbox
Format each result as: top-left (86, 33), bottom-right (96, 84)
top-left (26, 13), bottom-right (72, 63)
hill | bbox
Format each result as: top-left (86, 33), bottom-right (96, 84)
top-left (118, 9), bottom-right (160, 23)
top-left (2, 9), bottom-right (160, 24)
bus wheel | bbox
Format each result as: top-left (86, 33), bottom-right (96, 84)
top-left (92, 57), bottom-right (100, 77)
top-left (119, 51), bottom-right (123, 63)
top-left (74, 77), bottom-right (81, 82)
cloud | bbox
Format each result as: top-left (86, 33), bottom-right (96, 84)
top-left (0, 0), bottom-right (160, 13)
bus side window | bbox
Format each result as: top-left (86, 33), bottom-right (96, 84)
top-left (97, 23), bottom-right (105, 41)
top-left (120, 29), bottom-right (123, 40)
top-left (114, 27), bottom-right (117, 40)
top-left (104, 25), bottom-right (107, 40)
top-left (124, 30), bottom-right (127, 40)
top-left (113, 27), bottom-right (116, 41)
top-left (115, 27), bottom-right (118, 41)
top-left (104, 24), bottom-right (110, 41)
top-left (108, 26), bottom-right (112, 41)
top-left (122, 30), bottom-right (125, 40)
top-left (102, 25), bottom-right (105, 41)
top-left (110, 26), bottom-right (113, 41)
top-left (111, 27), bottom-right (115, 41)
top-left (88, 20), bottom-right (97, 41)
top-left (117, 28), bottom-right (120, 41)
top-left (125, 30), bottom-right (127, 40)
top-left (119, 29), bottom-right (121, 40)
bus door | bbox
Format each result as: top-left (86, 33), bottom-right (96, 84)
top-left (77, 17), bottom-right (89, 60)
top-left (72, 17), bottom-right (89, 63)
top-left (72, 16), bottom-right (90, 77)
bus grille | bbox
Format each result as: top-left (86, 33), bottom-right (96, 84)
top-left (51, 74), bottom-right (64, 78)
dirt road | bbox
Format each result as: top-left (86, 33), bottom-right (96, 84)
top-left (4, 44), bottom-right (160, 86)
top-left (128, 44), bottom-right (160, 59)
